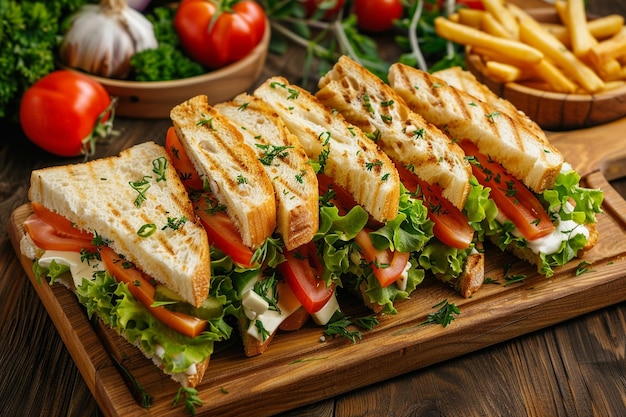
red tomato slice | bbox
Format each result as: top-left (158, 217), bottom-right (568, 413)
top-left (100, 247), bottom-right (207, 338)
top-left (354, 229), bottom-right (410, 288)
top-left (24, 214), bottom-right (96, 253)
top-left (278, 241), bottom-right (334, 313)
top-left (396, 164), bottom-right (474, 249)
top-left (31, 202), bottom-right (94, 241)
top-left (194, 195), bottom-right (255, 268)
top-left (459, 140), bottom-right (555, 241)
top-left (164, 127), bottom-right (204, 191)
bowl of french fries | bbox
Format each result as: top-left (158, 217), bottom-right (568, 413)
top-left (435, 0), bottom-right (626, 131)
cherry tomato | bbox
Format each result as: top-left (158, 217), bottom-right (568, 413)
top-left (100, 247), bottom-right (208, 338)
top-left (397, 164), bottom-right (474, 250)
top-left (459, 140), bottom-right (555, 241)
top-left (19, 70), bottom-right (114, 157)
top-left (165, 127), bottom-right (204, 191)
top-left (303, 0), bottom-right (346, 19)
top-left (278, 242), bottom-right (335, 313)
top-left (354, 0), bottom-right (403, 33)
top-left (174, 0), bottom-right (267, 69)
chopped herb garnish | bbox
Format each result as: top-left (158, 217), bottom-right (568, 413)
top-left (152, 157), bottom-right (168, 182)
top-left (420, 299), bottom-right (460, 328)
top-left (137, 223), bottom-right (157, 237)
top-left (237, 174), bottom-right (248, 184)
top-left (162, 216), bottom-right (187, 231)
top-left (197, 113), bottom-right (216, 129)
top-left (173, 387), bottom-right (202, 415)
top-left (486, 111), bottom-right (500, 122)
top-left (575, 260), bottom-right (593, 276)
top-left (256, 144), bottom-right (293, 166)
top-left (129, 176), bottom-right (152, 207)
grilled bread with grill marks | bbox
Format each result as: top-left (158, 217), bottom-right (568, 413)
top-left (28, 141), bottom-right (211, 308)
top-left (388, 63), bottom-right (563, 193)
top-left (254, 76), bottom-right (400, 223)
top-left (215, 93), bottom-right (319, 251)
top-left (170, 95), bottom-right (276, 250)
top-left (316, 56), bottom-right (472, 211)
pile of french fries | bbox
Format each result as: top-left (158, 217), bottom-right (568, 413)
top-left (434, 0), bottom-right (626, 94)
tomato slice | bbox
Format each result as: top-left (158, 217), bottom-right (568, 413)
top-left (278, 241), bottom-right (334, 313)
top-left (194, 195), bottom-right (255, 268)
top-left (396, 164), bottom-right (474, 249)
top-left (31, 202), bottom-right (94, 241)
top-left (24, 214), bottom-right (96, 253)
top-left (354, 228), bottom-right (410, 288)
top-left (458, 140), bottom-right (555, 241)
top-left (100, 247), bottom-right (207, 338)
top-left (165, 126), bottom-right (204, 191)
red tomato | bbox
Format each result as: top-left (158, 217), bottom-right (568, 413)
top-left (459, 140), bottom-right (555, 241)
top-left (354, 0), bottom-right (403, 33)
top-left (100, 247), bottom-right (208, 338)
top-left (165, 127), bottom-right (204, 190)
top-left (31, 202), bottom-right (94, 241)
top-left (396, 164), bottom-right (474, 249)
top-left (19, 70), bottom-right (114, 157)
top-left (303, 0), bottom-right (346, 19)
top-left (174, 0), bottom-right (267, 69)
top-left (24, 214), bottom-right (96, 253)
top-left (194, 195), bottom-right (256, 268)
top-left (278, 242), bottom-right (335, 313)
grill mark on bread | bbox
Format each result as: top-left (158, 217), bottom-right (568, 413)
top-left (388, 63), bottom-right (563, 193)
top-left (316, 56), bottom-right (472, 210)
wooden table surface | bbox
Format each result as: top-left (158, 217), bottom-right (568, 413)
top-left (2, 1), bottom-right (626, 416)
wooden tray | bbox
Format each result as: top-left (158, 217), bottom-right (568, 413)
top-left (8, 118), bottom-right (626, 417)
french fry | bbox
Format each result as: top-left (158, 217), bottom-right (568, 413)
top-left (517, 18), bottom-right (605, 92)
top-left (481, 12), bottom-right (515, 40)
top-left (434, 17), bottom-right (543, 64)
top-left (457, 8), bottom-right (485, 29)
top-left (564, 0), bottom-right (597, 58)
top-left (481, 0), bottom-right (519, 39)
top-left (531, 59), bottom-right (579, 93)
top-left (484, 61), bottom-right (526, 82)
top-left (588, 15), bottom-right (625, 40)
top-left (588, 28), bottom-right (626, 70)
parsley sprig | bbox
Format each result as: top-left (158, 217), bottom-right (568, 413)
top-left (420, 299), bottom-right (460, 328)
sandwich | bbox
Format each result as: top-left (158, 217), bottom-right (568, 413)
top-left (20, 142), bottom-right (233, 388)
top-left (253, 76), bottom-right (436, 313)
top-left (314, 56), bottom-right (493, 298)
top-left (387, 63), bottom-right (604, 277)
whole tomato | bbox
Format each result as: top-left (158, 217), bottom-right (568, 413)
top-left (303, 0), bottom-right (346, 19)
top-left (174, 0), bottom-right (266, 70)
top-left (19, 70), bottom-right (115, 157)
top-left (354, 0), bottom-right (403, 33)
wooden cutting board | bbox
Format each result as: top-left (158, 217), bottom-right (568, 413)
top-left (8, 117), bottom-right (626, 417)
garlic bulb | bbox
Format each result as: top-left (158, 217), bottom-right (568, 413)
top-left (60, 0), bottom-right (157, 79)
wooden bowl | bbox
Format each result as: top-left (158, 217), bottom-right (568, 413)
top-left (465, 52), bottom-right (626, 131)
top-left (463, 8), bottom-right (626, 131)
top-left (87, 20), bottom-right (270, 119)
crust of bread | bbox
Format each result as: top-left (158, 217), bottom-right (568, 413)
top-left (388, 63), bottom-right (563, 193)
top-left (28, 142), bottom-right (211, 307)
top-left (254, 76), bottom-right (400, 223)
top-left (435, 246), bottom-right (485, 298)
top-left (316, 56), bottom-right (472, 211)
top-left (238, 316), bottom-right (276, 357)
top-left (279, 306), bottom-right (311, 331)
top-left (215, 93), bottom-right (319, 250)
top-left (170, 95), bottom-right (276, 249)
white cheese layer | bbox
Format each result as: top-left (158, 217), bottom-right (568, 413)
top-left (37, 250), bottom-right (104, 287)
top-left (310, 292), bottom-right (340, 326)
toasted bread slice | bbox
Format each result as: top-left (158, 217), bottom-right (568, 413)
top-left (170, 95), bottom-right (276, 249)
top-left (28, 141), bottom-right (211, 307)
top-left (254, 76), bottom-right (400, 223)
top-left (388, 63), bottom-right (563, 193)
top-left (215, 93), bottom-right (319, 250)
top-left (316, 56), bottom-right (472, 210)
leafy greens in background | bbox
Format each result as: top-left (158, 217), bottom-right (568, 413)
top-left (0, 0), bottom-right (92, 120)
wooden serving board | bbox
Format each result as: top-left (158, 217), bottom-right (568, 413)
top-left (8, 118), bottom-right (626, 417)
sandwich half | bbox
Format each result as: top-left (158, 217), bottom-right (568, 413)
top-left (316, 56), bottom-right (492, 298)
top-left (388, 63), bottom-right (604, 276)
top-left (21, 142), bottom-right (232, 387)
